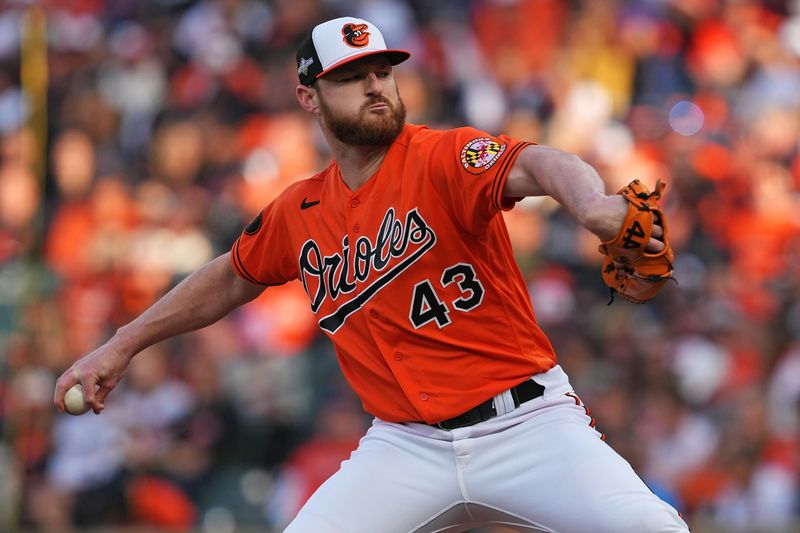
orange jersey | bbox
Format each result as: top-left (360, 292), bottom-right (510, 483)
top-left (231, 124), bottom-right (556, 423)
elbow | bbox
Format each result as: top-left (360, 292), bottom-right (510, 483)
top-left (561, 151), bottom-right (592, 175)
top-left (230, 274), bottom-right (267, 306)
top-left (534, 146), bottom-right (590, 184)
top-left (214, 253), bottom-right (265, 308)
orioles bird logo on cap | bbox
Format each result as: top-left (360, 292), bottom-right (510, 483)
top-left (342, 23), bottom-right (370, 48)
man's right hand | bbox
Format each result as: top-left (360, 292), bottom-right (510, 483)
top-left (53, 342), bottom-right (132, 414)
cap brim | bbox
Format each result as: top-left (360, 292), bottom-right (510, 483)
top-left (317, 50), bottom-right (411, 79)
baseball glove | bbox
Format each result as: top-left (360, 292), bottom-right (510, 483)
top-left (598, 179), bottom-right (674, 304)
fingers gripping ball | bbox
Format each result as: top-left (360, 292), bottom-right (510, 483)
top-left (598, 179), bottom-right (675, 303)
top-left (64, 384), bottom-right (90, 415)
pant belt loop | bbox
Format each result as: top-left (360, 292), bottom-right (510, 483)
top-left (493, 388), bottom-right (515, 416)
top-left (510, 383), bottom-right (521, 408)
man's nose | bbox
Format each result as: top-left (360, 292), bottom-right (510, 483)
top-left (364, 72), bottom-right (383, 96)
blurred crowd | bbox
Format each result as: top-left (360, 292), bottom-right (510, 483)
top-left (1, 0), bottom-right (799, 531)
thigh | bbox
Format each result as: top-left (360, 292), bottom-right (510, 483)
top-left (465, 396), bottom-right (690, 533)
top-left (285, 421), bottom-right (464, 533)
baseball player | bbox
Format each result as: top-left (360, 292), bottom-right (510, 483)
top-left (55, 17), bottom-right (688, 533)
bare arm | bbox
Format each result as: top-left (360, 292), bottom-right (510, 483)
top-left (503, 145), bottom-right (664, 247)
top-left (54, 252), bottom-right (265, 413)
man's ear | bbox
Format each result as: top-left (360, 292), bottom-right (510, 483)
top-left (296, 85), bottom-right (319, 114)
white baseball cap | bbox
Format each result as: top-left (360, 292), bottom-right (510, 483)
top-left (296, 17), bottom-right (411, 86)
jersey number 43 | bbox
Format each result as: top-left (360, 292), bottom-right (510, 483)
top-left (409, 263), bottom-right (485, 329)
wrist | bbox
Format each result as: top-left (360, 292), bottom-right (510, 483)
top-left (580, 195), bottom-right (626, 242)
top-left (110, 325), bottom-right (142, 362)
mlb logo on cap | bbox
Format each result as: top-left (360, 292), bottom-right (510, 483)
top-left (296, 17), bottom-right (411, 86)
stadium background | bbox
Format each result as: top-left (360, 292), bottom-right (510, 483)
top-left (1, 0), bottom-right (799, 531)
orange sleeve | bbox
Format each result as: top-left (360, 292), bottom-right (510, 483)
top-left (230, 197), bottom-right (298, 286)
top-left (427, 127), bottom-right (533, 234)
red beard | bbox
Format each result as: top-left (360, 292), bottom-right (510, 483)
top-left (319, 95), bottom-right (407, 146)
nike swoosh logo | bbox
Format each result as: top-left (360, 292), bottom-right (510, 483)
top-left (301, 197), bottom-right (320, 210)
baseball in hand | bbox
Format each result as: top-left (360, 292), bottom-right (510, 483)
top-left (64, 384), bottom-right (90, 415)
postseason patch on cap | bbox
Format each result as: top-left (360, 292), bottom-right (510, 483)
top-left (460, 137), bottom-right (506, 174)
top-left (298, 56), bottom-right (314, 76)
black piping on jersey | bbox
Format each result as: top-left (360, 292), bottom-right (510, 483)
top-left (490, 141), bottom-right (532, 210)
top-left (317, 231), bottom-right (437, 333)
top-left (232, 239), bottom-right (266, 285)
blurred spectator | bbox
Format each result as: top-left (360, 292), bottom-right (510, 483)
top-left (264, 393), bottom-right (370, 530)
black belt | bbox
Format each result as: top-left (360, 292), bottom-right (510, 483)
top-left (430, 378), bottom-right (545, 430)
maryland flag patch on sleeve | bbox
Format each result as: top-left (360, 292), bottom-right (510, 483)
top-left (460, 137), bottom-right (507, 174)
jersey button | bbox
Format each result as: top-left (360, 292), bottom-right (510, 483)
top-left (369, 310), bottom-right (379, 319)
top-left (352, 223), bottom-right (360, 233)
top-left (394, 351), bottom-right (403, 361)
top-left (350, 199), bottom-right (360, 208)
top-left (419, 392), bottom-right (429, 401)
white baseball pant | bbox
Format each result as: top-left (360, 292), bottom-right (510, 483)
top-left (284, 365), bottom-right (690, 532)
